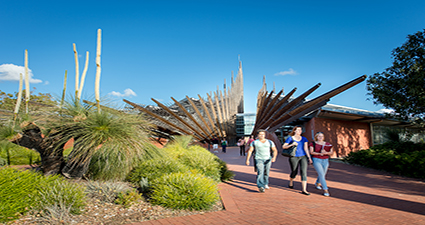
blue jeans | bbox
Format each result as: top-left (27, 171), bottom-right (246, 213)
top-left (255, 158), bottom-right (272, 188)
top-left (312, 158), bottom-right (329, 190)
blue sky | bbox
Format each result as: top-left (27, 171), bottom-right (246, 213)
top-left (1, 0), bottom-right (424, 113)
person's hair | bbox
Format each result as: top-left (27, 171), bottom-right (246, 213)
top-left (257, 129), bottom-right (266, 135)
top-left (314, 132), bottom-right (325, 141)
top-left (289, 126), bottom-right (303, 136)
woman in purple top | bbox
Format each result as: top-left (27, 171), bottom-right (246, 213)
top-left (282, 126), bottom-right (312, 195)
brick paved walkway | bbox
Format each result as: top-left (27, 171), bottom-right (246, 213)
top-left (132, 147), bottom-right (425, 225)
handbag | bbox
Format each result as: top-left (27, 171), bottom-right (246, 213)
top-left (281, 145), bottom-right (296, 157)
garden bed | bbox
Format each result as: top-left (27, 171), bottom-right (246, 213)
top-left (12, 195), bottom-right (223, 224)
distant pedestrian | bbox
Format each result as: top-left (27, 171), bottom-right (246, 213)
top-left (212, 136), bottom-right (219, 153)
top-left (282, 126), bottom-right (312, 195)
top-left (309, 132), bottom-right (333, 197)
top-left (246, 135), bottom-right (255, 149)
top-left (238, 137), bottom-right (246, 156)
top-left (221, 138), bottom-right (228, 153)
top-left (246, 130), bottom-right (278, 193)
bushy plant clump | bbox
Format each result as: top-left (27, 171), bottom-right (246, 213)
top-left (177, 145), bottom-right (221, 181)
top-left (344, 141), bottom-right (425, 179)
top-left (150, 172), bottom-right (219, 210)
top-left (115, 190), bottom-right (143, 208)
top-left (126, 156), bottom-right (188, 188)
top-left (38, 178), bottom-right (86, 218)
top-left (85, 180), bottom-right (131, 203)
top-left (164, 136), bottom-right (233, 181)
top-left (127, 135), bottom-right (231, 210)
top-left (215, 157), bottom-right (234, 181)
top-left (0, 167), bottom-right (86, 223)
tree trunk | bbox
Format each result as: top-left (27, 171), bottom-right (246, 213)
top-left (12, 123), bottom-right (65, 176)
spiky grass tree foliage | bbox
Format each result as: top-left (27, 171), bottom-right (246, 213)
top-left (51, 100), bottom-right (162, 180)
top-left (0, 124), bottom-right (18, 141)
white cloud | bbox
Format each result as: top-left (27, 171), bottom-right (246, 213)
top-left (274, 68), bottom-right (298, 76)
top-left (377, 108), bottom-right (395, 114)
top-left (0, 64), bottom-right (42, 83)
top-left (44, 81), bottom-right (50, 85)
top-left (109, 88), bottom-right (137, 97)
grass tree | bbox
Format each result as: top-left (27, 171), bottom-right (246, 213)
top-left (56, 100), bottom-right (161, 179)
top-left (2, 28), bottom-right (161, 180)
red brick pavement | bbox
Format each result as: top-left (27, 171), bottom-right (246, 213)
top-left (131, 147), bottom-right (425, 225)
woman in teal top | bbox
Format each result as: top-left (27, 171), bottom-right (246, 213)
top-left (282, 126), bottom-right (312, 195)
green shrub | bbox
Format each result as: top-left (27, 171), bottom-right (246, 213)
top-left (85, 180), bottom-right (131, 203)
top-left (115, 189), bottom-right (142, 208)
top-left (216, 158), bottom-right (234, 181)
top-left (87, 142), bottom-right (162, 181)
top-left (88, 148), bottom-right (134, 181)
top-left (0, 167), bottom-right (86, 223)
top-left (150, 172), bottom-right (219, 210)
top-left (178, 146), bottom-right (221, 181)
top-left (344, 141), bottom-right (425, 179)
top-left (38, 178), bottom-right (87, 216)
top-left (126, 157), bottom-right (188, 187)
top-left (163, 135), bottom-right (194, 158)
top-left (0, 167), bottom-right (44, 222)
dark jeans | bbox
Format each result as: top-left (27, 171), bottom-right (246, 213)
top-left (239, 145), bottom-right (245, 156)
top-left (222, 146), bottom-right (226, 153)
top-left (289, 155), bottom-right (308, 181)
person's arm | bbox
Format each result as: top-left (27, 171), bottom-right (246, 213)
top-left (271, 146), bottom-right (278, 162)
top-left (309, 144), bottom-right (317, 155)
top-left (304, 141), bottom-right (312, 164)
top-left (245, 146), bottom-right (254, 165)
top-left (324, 144), bottom-right (334, 156)
top-left (327, 147), bottom-right (334, 156)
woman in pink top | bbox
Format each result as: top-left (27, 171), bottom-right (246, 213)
top-left (309, 132), bottom-right (333, 196)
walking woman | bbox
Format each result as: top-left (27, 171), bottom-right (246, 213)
top-left (309, 132), bottom-right (333, 196)
top-left (282, 126), bottom-right (312, 195)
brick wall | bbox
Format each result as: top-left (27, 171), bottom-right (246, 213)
top-left (305, 117), bottom-right (372, 157)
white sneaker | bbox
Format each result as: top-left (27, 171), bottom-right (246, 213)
top-left (324, 192), bottom-right (330, 197)
top-left (265, 185), bottom-right (270, 189)
top-left (259, 187), bottom-right (265, 193)
top-left (315, 183), bottom-right (322, 190)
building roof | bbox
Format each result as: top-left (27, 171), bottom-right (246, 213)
top-left (313, 103), bottom-right (414, 127)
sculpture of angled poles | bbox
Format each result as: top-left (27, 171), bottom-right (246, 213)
top-left (124, 61), bottom-right (245, 143)
top-left (252, 75), bottom-right (367, 152)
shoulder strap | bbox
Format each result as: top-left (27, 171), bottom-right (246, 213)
top-left (268, 140), bottom-right (274, 156)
